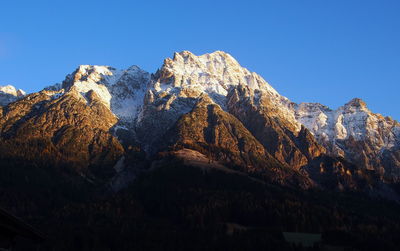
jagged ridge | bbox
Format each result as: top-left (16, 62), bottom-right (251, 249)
top-left (0, 50), bottom-right (399, 193)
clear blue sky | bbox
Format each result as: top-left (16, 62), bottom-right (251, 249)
top-left (1, 0), bottom-right (399, 119)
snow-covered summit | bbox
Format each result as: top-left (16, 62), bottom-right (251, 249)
top-left (0, 85), bottom-right (26, 97)
top-left (147, 50), bottom-right (297, 124)
top-left (61, 64), bottom-right (150, 122)
top-left (154, 50), bottom-right (279, 98)
top-left (295, 98), bottom-right (400, 156)
top-left (0, 85), bottom-right (26, 106)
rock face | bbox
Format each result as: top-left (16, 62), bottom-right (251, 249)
top-left (227, 84), bottom-right (325, 170)
top-left (0, 50), bottom-right (399, 193)
top-left (160, 96), bottom-right (312, 187)
top-left (0, 89), bottom-right (124, 182)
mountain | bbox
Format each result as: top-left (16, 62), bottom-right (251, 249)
top-left (1, 51), bottom-right (400, 249)
top-left (1, 51), bottom-right (399, 191)
top-left (136, 50), bottom-right (282, 151)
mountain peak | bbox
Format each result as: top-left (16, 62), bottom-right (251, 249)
top-left (169, 50), bottom-right (239, 68)
top-left (71, 65), bottom-right (117, 84)
top-left (156, 51), bottom-right (276, 99)
top-left (0, 85), bottom-right (26, 106)
top-left (173, 50), bottom-right (231, 59)
top-left (343, 98), bottom-right (368, 111)
top-left (0, 85), bottom-right (25, 97)
top-left (126, 65), bottom-right (143, 72)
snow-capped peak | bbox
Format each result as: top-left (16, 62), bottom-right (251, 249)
top-left (0, 85), bottom-right (26, 106)
top-left (154, 50), bottom-right (279, 97)
top-left (295, 97), bottom-right (400, 156)
top-left (0, 85), bottom-right (25, 97)
top-left (74, 65), bottom-right (115, 80)
top-left (62, 65), bottom-right (126, 106)
top-left (61, 64), bottom-right (150, 122)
